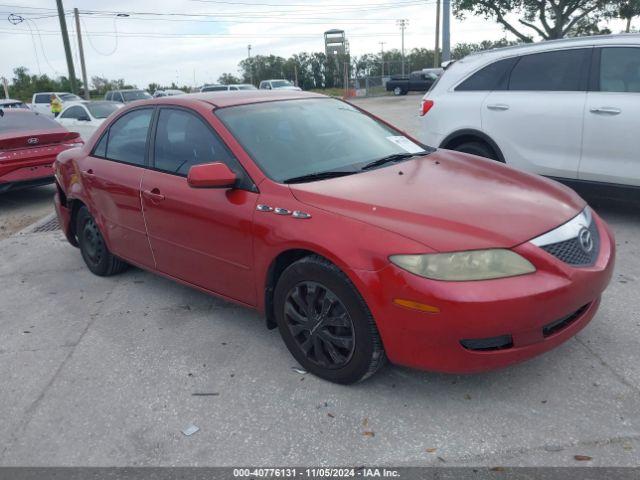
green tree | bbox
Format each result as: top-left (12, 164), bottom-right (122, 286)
top-left (453, 1), bottom-right (617, 42)
top-left (617, 0), bottom-right (640, 31)
top-left (218, 73), bottom-right (241, 84)
top-left (452, 38), bottom-right (520, 59)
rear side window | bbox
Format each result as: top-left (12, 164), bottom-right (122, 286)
top-left (153, 108), bottom-right (235, 175)
top-left (509, 49), bottom-right (590, 91)
top-left (105, 92), bottom-right (113, 101)
top-left (34, 94), bottom-right (50, 104)
top-left (103, 109), bottom-right (153, 166)
top-left (599, 47), bottom-right (640, 93)
top-left (201, 86), bottom-right (227, 92)
top-left (456, 57), bottom-right (517, 91)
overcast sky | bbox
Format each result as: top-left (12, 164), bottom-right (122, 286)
top-left (0, 0), bottom-right (631, 89)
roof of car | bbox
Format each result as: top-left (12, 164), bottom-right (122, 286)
top-left (147, 89), bottom-right (325, 109)
top-left (463, 33), bottom-right (640, 63)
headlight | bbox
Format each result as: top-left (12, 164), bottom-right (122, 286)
top-left (389, 249), bottom-right (536, 281)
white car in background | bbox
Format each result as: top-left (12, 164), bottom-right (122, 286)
top-left (258, 79), bottom-right (301, 91)
top-left (31, 92), bottom-right (82, 117)
top-left (56, 101), bottom-right (123, 140)
top-left (420, 34), bottom-right (640, 193)
top-left (153, 89), bottom-right (185, 97)
top-left (200, 84), bottom-right (257, 92)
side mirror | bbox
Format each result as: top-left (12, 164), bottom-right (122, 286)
top-left (187, 162), bottom-right (237, 189)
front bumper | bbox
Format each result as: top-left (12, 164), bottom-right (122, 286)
top-left (355, 213), bottom-right (615, 374)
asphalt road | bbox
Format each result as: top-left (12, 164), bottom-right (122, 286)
top-left (0, 95), bottom-right (638, 467)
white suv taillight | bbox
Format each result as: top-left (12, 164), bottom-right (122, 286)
top-left (420, 99), bottom-right (434, 116)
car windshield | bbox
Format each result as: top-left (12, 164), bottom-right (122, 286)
top-left (0, 112), bottom-right (60, 133)
top-left (271, 80), bottom-right (293, 88)
top-left (216, 98), bottom-right (430, 183)
top-left (237, 85), bottom-right (256, 90)
top-left (122, 90), bottom-right (152, 102)
top-left (59, 93), bottom-right (81, 101)
top-left (86, 102), bottom-right (121, 119)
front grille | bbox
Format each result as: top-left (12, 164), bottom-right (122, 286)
top-left (542, 304), bottom-right (589, 337)
top-left (540, 220), bottom-right (599, 266)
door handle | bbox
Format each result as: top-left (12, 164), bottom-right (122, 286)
top-left (487, 104), bottom-right (510, 111)
top-left (590, 107), bottom-right (621, 115)
top-left (142, 188), bottom-right (165, 202)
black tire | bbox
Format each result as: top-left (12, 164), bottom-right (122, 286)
top-left (274, 255), bottom-right (386, 384)
top-left (453, 141), bottom-right (498, 161)
top-left (76, 206), bottom-right (128, 276)
top-left (393, 86), bottom-right (403, 96)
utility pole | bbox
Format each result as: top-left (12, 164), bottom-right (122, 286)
top-left (442, 0), bottom-right (451, 62)
top-left (2, 77), bottom-right (9, 99)
top-left (434, 0), bottom-right (441, 67)
top-left (73, 8), bottom-right (89, 99)
top-left (397, 19), bottom-right (408, 76)
top-left (55, 0), bottom-right (77, 94)
top-left (247, 44), bottom-right (253, 86)
top-left (379, 41), bottom-right (386, 77)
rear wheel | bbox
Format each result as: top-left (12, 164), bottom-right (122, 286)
top-left (274, 256), bottom-right (386, 384)
top-left (393, 86), bottom-right (403, 96)
top-left (454, 141), bottom-right (498, 161)
top-left (76, 206), bottom-right (128, 276)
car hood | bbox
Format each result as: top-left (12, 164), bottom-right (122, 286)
top-left (288, 150), bottom-right (586, 252)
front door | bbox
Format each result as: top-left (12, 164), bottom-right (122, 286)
top-left (580, 46), bottom-right (640, 187)
top-left (82, 107), bottom-right (155, 268)
top-left (482, 48), bottom-right (591, 179)
top-left (140, 107), bottom-right (258, 305)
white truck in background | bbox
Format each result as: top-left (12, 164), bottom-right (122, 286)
top-left (30, 92), bottom-right (82, 117)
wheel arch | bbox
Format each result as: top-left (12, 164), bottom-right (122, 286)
top-left (263, 248), bottom-right (361, 330)
top-left (440, 129), bottom-right (505, 163)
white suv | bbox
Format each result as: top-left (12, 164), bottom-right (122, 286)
top-left (420, 34), bottom-right (640, 191)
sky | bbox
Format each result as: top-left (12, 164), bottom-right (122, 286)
top-left (0, 0), bottom-right (632, 90)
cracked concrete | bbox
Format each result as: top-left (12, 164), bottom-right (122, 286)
top-left (0, 96), bottom-right (638, 466)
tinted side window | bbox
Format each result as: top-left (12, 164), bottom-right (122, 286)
top-left (599, 47), bottom-right (640, 93)
top-left (456, 57), bottom-right (517, 91)
top-left (509, 49), bottom-right (590, 91)
top-left (105, 92), bottom-right (112, 101)
top-left (34, 94), bottom-right (50, 104)
top-left (153, 108), bottom-right (235, 175)
top-left (93, 133), bottom-right (108, 157)
top-left (104, 109), bottom-right (153, 166)
top-left (60, 106), bottom-right (84, 119)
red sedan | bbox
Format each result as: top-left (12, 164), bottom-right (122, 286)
top-left (53, 91), bottom-right (615, 384)
top-left (0, 109), bottom-right (83, 193)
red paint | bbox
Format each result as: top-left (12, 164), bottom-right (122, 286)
top-left (53, 92), bottom-right (615, 373)
top-left (1, 110), bottom-right (82, 191)
top-left (187, 162), bottom-right (237, 188)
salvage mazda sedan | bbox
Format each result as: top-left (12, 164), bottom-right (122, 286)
top-left (53, 91), bottom-right (615, 384)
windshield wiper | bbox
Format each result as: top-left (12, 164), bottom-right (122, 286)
top-left (283, 170), bottom-right (357, 184)
top-left (361, 152), bottom-right (424, 171)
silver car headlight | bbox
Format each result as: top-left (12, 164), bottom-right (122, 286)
top-left (389, 249), bottom-right (536, 281)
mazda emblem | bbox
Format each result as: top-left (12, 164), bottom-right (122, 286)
top-left (578, 227), bottom-right (593, 253)
top-left (27, 137), bottom-right (39, 145)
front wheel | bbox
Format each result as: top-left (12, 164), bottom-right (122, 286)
top-left (274, 256), bottom-right (386, 384)
top-left (76, 206), bottom-right (128, 276)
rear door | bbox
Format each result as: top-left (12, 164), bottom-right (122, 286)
top-left (140, 106), bottom-right (258, 304)
top-left (82, 107), bottom-right (155, 268)
top-left (482, 48), bottom-right (591, 179)
top-left (579, 46), bottom-right (640, 186)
